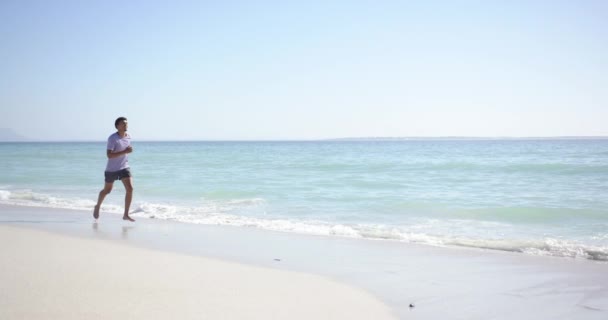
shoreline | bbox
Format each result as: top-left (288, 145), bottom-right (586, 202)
top-left (1, 204), bottom-right (607, 319)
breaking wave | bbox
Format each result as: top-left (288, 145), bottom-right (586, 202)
top-left (1, 188), bottom-right (606, 261)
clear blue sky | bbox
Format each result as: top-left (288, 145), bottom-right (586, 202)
top-left (1, 0), bottom-right (607, 140)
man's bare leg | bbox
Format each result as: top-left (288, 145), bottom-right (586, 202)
top-left (121, 177), bottom-right (135, 222)
top-left (94, 182), bottom-right (113, 219)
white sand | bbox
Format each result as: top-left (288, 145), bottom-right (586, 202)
top-left (0, 225), bottom-right (395, 320)
top-left (2, 205), bottom-right (607, 319)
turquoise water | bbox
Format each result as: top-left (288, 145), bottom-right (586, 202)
top-left (1, 140), bottom-right (608, 260)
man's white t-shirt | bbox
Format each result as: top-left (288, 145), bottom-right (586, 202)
top-left (105, 132), bottom-right (131, 172)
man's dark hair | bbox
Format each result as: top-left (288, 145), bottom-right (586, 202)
top-left (115, 117), bottom-right (127, 128)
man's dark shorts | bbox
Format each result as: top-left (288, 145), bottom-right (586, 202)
top-left (104, 168), bottom-right (132, 183)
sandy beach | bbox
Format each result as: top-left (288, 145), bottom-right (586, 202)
top-left (1, 205), bottom-right (607, 319)
top-left (0, 224), bottom-right (395, 319)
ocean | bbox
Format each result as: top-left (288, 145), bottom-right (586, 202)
top-left (1, 139), bottom-right (607, 261)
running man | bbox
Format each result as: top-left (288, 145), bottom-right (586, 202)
top-left (93, 117), bottom-right (135, 222)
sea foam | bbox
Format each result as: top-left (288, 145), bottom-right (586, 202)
top-left (1, 188), bottom-right (605, 261)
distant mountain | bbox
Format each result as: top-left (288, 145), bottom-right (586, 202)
top-left (0, 128), bottom-right (29, 141)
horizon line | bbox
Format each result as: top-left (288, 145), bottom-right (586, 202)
top-left (2, 135), bottom-right (608, 143)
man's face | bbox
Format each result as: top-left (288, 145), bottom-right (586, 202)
top-left (117, 120), bottom-right (128, 131)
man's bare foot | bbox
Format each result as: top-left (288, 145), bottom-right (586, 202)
top-left (93, 205), bottom-right (100, 219)
top-left (123, 215), bottom-right (135, 222)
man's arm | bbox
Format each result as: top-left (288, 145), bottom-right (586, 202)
top-left (107, 146), bottom-right (133, 159)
